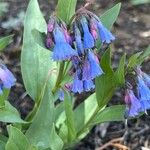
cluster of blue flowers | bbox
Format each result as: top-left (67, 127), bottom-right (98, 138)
top-left (125, 67), bottom-right (150, 118)
top-left (0, 63), bottom-right (16, 94)
top-left (46, 10), bottom-right (115, 94)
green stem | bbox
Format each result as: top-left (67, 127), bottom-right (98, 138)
top-left (52, 62), bottom-right (65, 93)
top-left (77, 106), bottom-right (101, 137)
top-left (63, 106), bottom-right (103, 150)
top-left (63, 61), bottom-right (70, 77)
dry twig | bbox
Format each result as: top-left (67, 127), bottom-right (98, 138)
top-left (96, 137), bottom-right (130, 150)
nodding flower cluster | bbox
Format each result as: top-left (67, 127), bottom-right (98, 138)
top-left (124, 67), bottom-right (150, 118)
top-left (0, 62), bottom-right (16, 94)
top-left (46, 9), bottom-right (115, 94)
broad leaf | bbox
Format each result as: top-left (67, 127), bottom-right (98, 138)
top-left (96, 48), bottom-right (116, 107)
top-left (58, 123), bottom-right (68, 144)
top-left (127, 52), bottom-right (142, 70)
top-left (64, 92), bottom-right (76, 142)
top-left (5, 125), bottom-right (30, 150)
top-left (0, 140), bottom-right (5, 150)
top-left (90, 105), bottom-right (125, 126)
top-left (0, 134), bottom-right (7, 150)
top-left (21, 0), bottom-right (57, 101)
top-left (32, 29), bottom-right (48, 51)
top-left (131, 0), bottom-right (150, 5)
top-left (56, 0), bottom-right (77, 24)
top-left (0, 35), bottom-right (13, 51)
top-left (100, 47), bottom-right (114, 74)
top-left (138, 45), bottom-right (150, 65)
top-left (49, 124), bottom-right (64, 150)
top-left (0, 89), bottom-right (9, 108)
top-left (26, 86), bottom-right (55, 149)
top-left (100, 3), bottom-right (121, 29)
top-left (0, 101), bottom-right (25, 123)
top-left (74, 93), bottom-right (98, 133)
top-left (54, 103), bottom-right (64, 123)
top-left (114, 54), bottom-right (126, 86)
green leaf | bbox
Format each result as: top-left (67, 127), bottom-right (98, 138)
top-left (127, 52), bottom-right (142, 69)
top-left (96, 48), bottom-right (116, 107)
top-left (26, 86), bottom-right (55, 149)
top-left (58, 123), bottom-right (68, 144)
top-left (74, 93), bottom-right (98, 133)
top-left (131, 0), bottom-right (150, 5)
top-left (29, 146), bottom-right (39, 150)
top-left (0, 89), bottom-right (9, 108)
top-left (64, 92), bottom-right (76, 142)
top-left (0, 134), bottom-right (7, 150)
top-left (0, 101), bottom-right (26, 123)
top-left (100, 3), bottom-right (121, 29)
top-left (100, 47), bottom-right (114, 74)
top-left (5, 125), bottom-right (30, 150)
top-left (32, 29), bottom-right (48, 50)
top-left (21, 0), bottom-right (57, 101)
top-left (56, 0), bottom-right (77, 24)
top-left (0, 35), bottom-right (13, 51)
top-left (54, 103), bottom-right (64, 123)
top-left (49, 124), bottom-right (64, 150)
top-left (114, 54), bottom-right (126, 86)
top-left (0, 140), bottom-right (5, 150)
top-left (90, 105), bottom-right (125, 126)
top-left (138, 45), bottom-right (150, 65)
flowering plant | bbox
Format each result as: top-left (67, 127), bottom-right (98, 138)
top-left (0, 0), bottom-right (150, 150)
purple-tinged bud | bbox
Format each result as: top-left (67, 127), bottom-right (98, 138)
top-left (64, 83), bottom-right (72, 91)
top-left (124, 89), bottom-right (141, 118)
top-left (52, 24), bottom-right (77, 61)
top-left (46, 33), bottom-right (53, 48)
top-left (80, 17), bottom-right (95, 49)
top-left (90, 18), bottom-right (98, 40)
top-left (137, 75), bottom-right (150, 112)
top-left (61, 23), bottom-right (72, 44)
top-left (47, 17), bottom-right (55, 32)
top-left (0, 64), bottom-right (16, 94)
top-left (74, 23), bottom-right (84, 56)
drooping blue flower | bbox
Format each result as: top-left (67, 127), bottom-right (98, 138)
top-left (52, 25), bottom-right (77, 61)
top-left (124, 89), bottom-right (141, 117)
top-left (83, 50), bottom-right (103, 80)
top-left (0, 64), bottom-right (16, 94)
top-left (80, 17), bottom-right (95, 49)
top-left (136, 66), bottom-right (150, 87)
top-left (137, 75), bottom-right (150, 112)
top-left (142, 73), bottom-right (150, 87)
top-left (74, 24), bottom-right (84, 56)
top-left (95, 19), bottom-right (115, 44)
top-left (83, 79), bottom-right (95, 92)
top-left (71, 74), bottom-right (83, 93)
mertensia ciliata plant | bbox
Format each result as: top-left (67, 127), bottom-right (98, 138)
top-left (0, 0), bottom-right (150, 150)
